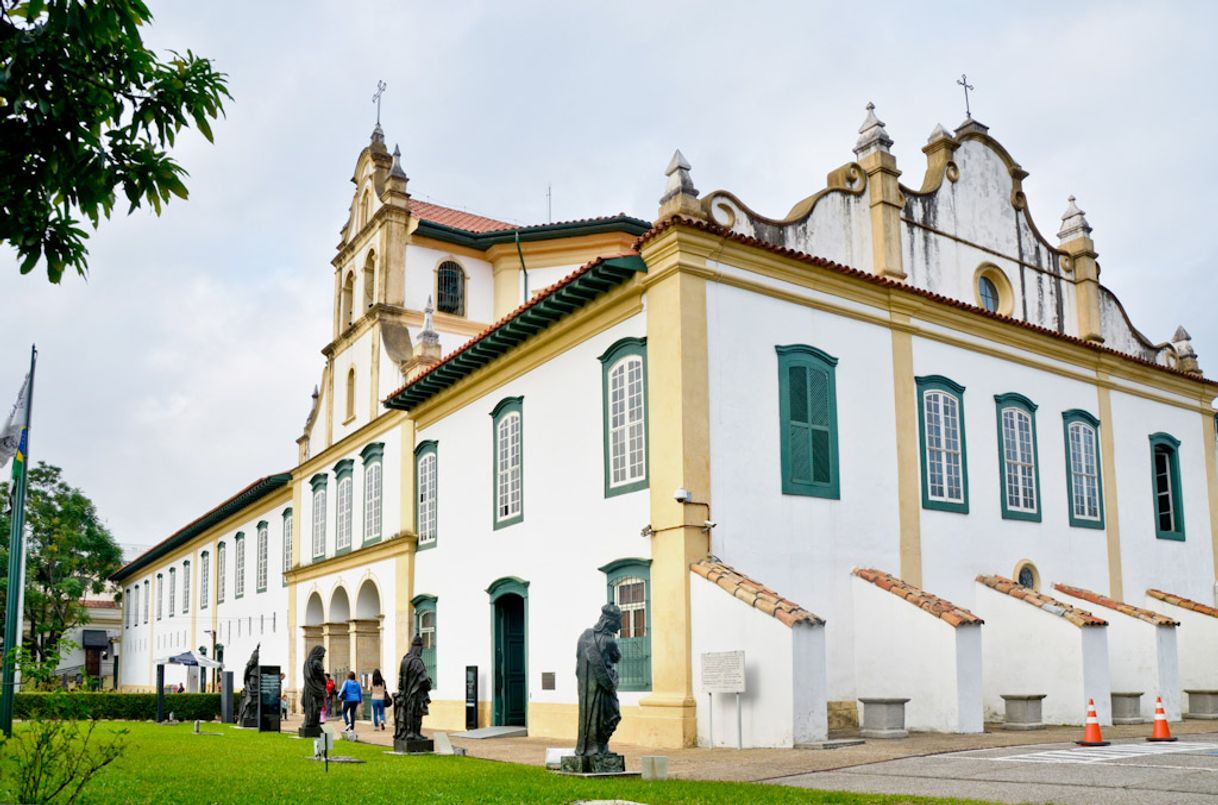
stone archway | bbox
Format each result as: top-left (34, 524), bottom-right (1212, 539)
top-left (353, 579), bottom-right (383, 680)
top-left (326, 587), bottom-right (351, 677)
top-left (303, 591), bottom-right (325, 658)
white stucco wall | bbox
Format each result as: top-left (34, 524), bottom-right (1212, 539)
top-left (404, 244), bottom-right (494, 324)
top-left (974, 584), bottom-right (1111, 725)
top-left (851, 577), bottom-right (982, 732)
top-left (410, 312), bottom-right (650, 723)
top-left (1143, 598), bottom-right (1218, 696)
top-left (690, 574), bottom-right (826, 747)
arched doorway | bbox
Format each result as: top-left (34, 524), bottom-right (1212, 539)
top-left (303, 592), bottom-right (325, 658)
top-left (354, 579), bottom-right (382, 680)
top-left (487, 577), bottom-right (529, 728)
top-left (327, 587), bottom-right (351, 677)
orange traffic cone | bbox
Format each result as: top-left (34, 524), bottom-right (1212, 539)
top-left (1076, 698), bottom-right (1110, 746)
top-left (1147, 696), bottom-right (1177, 742)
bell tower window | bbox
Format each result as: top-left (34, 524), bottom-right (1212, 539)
top-left (436, 261), bottom-right (465, 317)
top-left (341, 272), bottom-right (355, 329)
top-left (363, 253), bottom-right (375, 311)
top-left (345, 368), bottom-right (356, 422)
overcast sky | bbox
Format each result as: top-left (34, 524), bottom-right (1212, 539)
top-left (2, 1), bottom-right (1216, 556)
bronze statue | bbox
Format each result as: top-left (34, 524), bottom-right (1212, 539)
top-left (298, 645), bottom-right (326, 738)
top-left (564, 604), bottom-right (625, 773)
top-left (237, 644), bottom-right (260, 726)
top-left (392, 635), bottom-right (433, 752)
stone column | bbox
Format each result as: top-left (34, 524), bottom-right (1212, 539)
top-left (854, 103), bottom-right (906, 281)
top-left (302, 625), bottom-right (323, 658)
top-left (352, 619), bottom-right (381, 676)
top-left (1058, 196), bottom-right (1103, 343)
top-left (324, 622), bottom-right (350, 676)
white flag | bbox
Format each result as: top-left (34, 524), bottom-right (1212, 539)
top-left (0, 374), bottom-right (29, 467)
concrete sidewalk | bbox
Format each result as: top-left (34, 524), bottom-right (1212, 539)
top-left (341, 719), bottom-right (1218, 782)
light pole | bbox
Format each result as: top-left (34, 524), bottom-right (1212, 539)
top-left (203, 630), bottom-right (217, 692)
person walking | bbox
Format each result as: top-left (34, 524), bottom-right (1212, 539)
top-left (338, 671), bottom-right (363, 732)
top-left (324, 673), bottom-right (335, 721)
top-left (370, 669), bottom-right (387, 731)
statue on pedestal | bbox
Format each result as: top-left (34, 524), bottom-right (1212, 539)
top-left (562, 603), bottom-right (625, 774)
top-left (298, 645), bottom-right (326, 738)
top-left (392, 635), bottom-right (433, 753)
top-left (237, 644), bottom-right (260, 727)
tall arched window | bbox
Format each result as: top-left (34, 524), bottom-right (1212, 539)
top-left (168, 568), bottom-right (176, 616)
top-left (334, 459), bottom-right (354, 553)
top-left (200, 551), bottom-right (210, 609)
top-left (1063, 410), bottom-right (1104, 529)
top-left (599, 338), bottom-right (649, 496)
top-left (256, 521), bottom-right (269, 593)
top-left (362, 254), bottom-right (376, 311)
top-left (182, 560), bottom-right (190, 613)
top-left (415, 441), bottom-right (437, 545)
top-left (359, 189), bottom-right (370, 229)
top-left (994, 393), bottom-right (1040, 521)
top-left (916, 375), bottom-right (969, 513)
top-left (362, 443), bottom-right (384, 545)
top-left (341, 272), bottom-right (355, 329)
top-left (281, 508), bottom-right (293, 586)
top-left (217, 542), bottom-right (226, 603)
top-left (1149, 432), bottom-right (1185, 540)
top-left (491, 397), bottom-right (524, 528)
top-left (345, 368), bottom-right (356, 421)
top-left (436, 261), bottom-right (465, 316)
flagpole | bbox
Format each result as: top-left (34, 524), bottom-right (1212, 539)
top-left (0, 345), bottom-right (36, 737)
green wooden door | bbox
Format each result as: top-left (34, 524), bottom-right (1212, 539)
top-left (493, 594), bottom-right (527, 726)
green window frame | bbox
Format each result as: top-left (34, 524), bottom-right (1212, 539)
top-left (361, 443), bottom-right (384, 546)
top-left (490, 397), bottom-right (524, 529)
top-left (233, 532), bottom-right (246, 599)
top-left (994, 392), bottom-right (1041, 522)
top-left (217, 542), bottom-right (226, 603)
top-left (255, 521), bottom-right (269, 593)
top-left (599, 337), bottom-right (649, 497)
top-left (412, 594), bottom-right (438, 683)
top-left (310, 473), bottom-right (328, 560)
top-left (156, 573), bottom-right (163, 620)
top-left (1062, 410), bottom-right (1104, 529)
top-left (600, 558), bottom-right (652, 691)
top-left (281, 508), bottom-right (292, 586)
top-left (334, 459), bottom-right (354, 555)
top-left (916, 375), bottom-right (969, 513)
top-left (415, 440), bottom-right (438, 549)
top-left (168, 568), bottom-right (176, 617)
top-left (182, 560), bottom-right (190, 614)
top-left (1149, 432), bottom-right (1185, 541)
top-left (200, 551), bottom-right (209, 609)
top-left (776, 345), bottom-right (841, 498)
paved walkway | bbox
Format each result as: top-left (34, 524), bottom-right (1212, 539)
top-left (336, 718), bottom-right (1218, 783)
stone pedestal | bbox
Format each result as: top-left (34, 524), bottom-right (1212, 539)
top-left (297, 724), bottom-right (321, 738)
top-left (1001, 694), bottom-right (1047, 730)
top-left (393, 738), bottom-right (434, 754)
top-left (858, 697), bottom-right (910, 739)
top-left (561, 753), bottom-right (626, 774)
top-left (1185, 690), bottom-right (1218, 720)
top-left (1111, 692), bottom-right (1144, 724)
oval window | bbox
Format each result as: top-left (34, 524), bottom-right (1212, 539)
top-left (978, 275), bottom-right (1000, 312)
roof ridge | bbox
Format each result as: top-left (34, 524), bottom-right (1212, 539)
top-left (636, 217), bottom-right (1216, 388)
top-left (691, 556), bottom-right (824, 628)
top-left (1054, 583), bottom-right (1179, 627)
top-left (1146, 588), bottom-right (1218, 619)
top-left (976, 574), bottom-right (1107, 627)
top-left (852, 567), bottom-right (982, 627)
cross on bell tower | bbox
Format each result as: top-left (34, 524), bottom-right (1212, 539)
top-left (957, 74), bottom-right (975, 120)
top-left (371, 79), bottom-right (387, 126)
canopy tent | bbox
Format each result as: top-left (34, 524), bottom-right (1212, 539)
top-left (155, 650), bottom-right (222, 669)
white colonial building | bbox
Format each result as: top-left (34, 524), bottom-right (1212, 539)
top-left (114, 107), bottom-right (1218, 747)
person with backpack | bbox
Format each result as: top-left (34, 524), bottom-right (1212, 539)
top-left (370, 669), bottom-right (388, 731)
top-left (338, 671), bottom-right (363, 732)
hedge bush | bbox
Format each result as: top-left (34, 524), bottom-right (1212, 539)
top-left (15, 692), bottom-right (221, 721)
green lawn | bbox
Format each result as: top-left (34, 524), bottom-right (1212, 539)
top-left (4, 721), bottom-right (994, 804)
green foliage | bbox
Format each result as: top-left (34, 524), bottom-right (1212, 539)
top-left (0, 0), bottom-right (231, 281)
top-left (0, 462), bottom-right (123, 663)
top-left (15, 692), bottom-right (220, 721)
top-left (1, 692), bottom-right (126, 804)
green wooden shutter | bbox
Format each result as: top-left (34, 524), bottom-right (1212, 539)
top-left (787, 364), bottom-right (814, 485)
top-left (778, 345), bottom-right (840, 499)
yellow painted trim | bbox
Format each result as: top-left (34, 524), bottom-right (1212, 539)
top-left (285, 532), bottom-right (417, 585)
top-left (1202, 411), bottom-right (1218, 584)
top-left (973, 263), bottom-right (1016, 317)
top-left (409, 280), bottom-right (646, 429)
top-left (485, 231), bottom-right (640, 271)
top-left (1096, 381), bottom-right (1123, 599)
top-left (890, 317), bottom-right (922, 585)
top-left (294, 407), bottom-right (407, 480)
top-left (368, 322), bottom-right (380, 422)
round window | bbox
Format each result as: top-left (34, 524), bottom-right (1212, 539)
top-left (978, 275), bottom-right (1000, 312)
top-left (1017, 564), bottom-right (1036, 589)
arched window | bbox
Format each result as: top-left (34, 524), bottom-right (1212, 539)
top-left (415, 441), bottom-right (437, 545)
top-left (168, 568), bottom-right (176, 616)
top-left (217, 542), bottom-right (227, 603)
top-left (200, 551), bottom-right (210, 609)
top-left (363, 254), bottom-right (376, 311)
top-left (916, 375), bottom-right (969, 512)
top-left (362, 442), bottom-right (385, 545)
top-left (156, 573), bottom-right (164, 620)
top-left (182, 560), bottom-right (190, 613)
top-left (994, 393), bottom-right (1040, 521)
top-left (345, 368), bottom-right (356, 422)
top-left (334, 459), bottom-right (354, 553)
top-left (143, 581), bottom-right (149, 623)
top-left (1149, 433), bottom-right (1185, 540)
top-left (777, 344), bottom-right (840, 499)
top-left (1063, 410), bottom-right (1104, 528)
top-left (131, 586), bottom-right (138, 625)
top-left (310, 474), bottom-right (328, 560)
top-left (1015, 561), bottom-right (1039, 591)
top-left (256, 521), bottom-right (268, 593)
top-left (491, 397), bottom-right (524, 528)
top-left (341, 272), bottom-right (355, 329)
top-left (436, 261), bottom-right (465, 316)
top-left (281, 508), bottom-right (293, 586)
top-left (413, 595), bottom-right (437, 683)
top-left (601, 559), bottom-right (651, 691)
top-left (359, 190), bottom-right (370, 229)
top-left (233, 532), bottom-right (246, 599)
top-left (599, 338), bottom-right (648, 496)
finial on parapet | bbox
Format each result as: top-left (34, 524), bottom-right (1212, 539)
top-left (385, 143), bottom-right (410, 199)
top-left (1172, 326), bottom-right (1201, 374)
top-left (927, 123), bottom-right (952, 144)
top-left (1057, 195), bottom-right (1093, 244)
top-left (657, 148), bottom-right (705, 221)
top-left (421, 296), bottom-right (439, 346)
top-left (853, 102), bottom-right (893, 158)
top-left (371, 123), bottom-right (385, 146)
top-left (391, 145), bottom-right (408, 180)
top-left (407, 296), bottom-right (443, 380)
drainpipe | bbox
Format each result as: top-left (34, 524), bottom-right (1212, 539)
top-left (514, 230), bottom-right (529, 304)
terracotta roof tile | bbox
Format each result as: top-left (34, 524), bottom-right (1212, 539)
top-left (81, 599), bottom-right (119, 609)
top-left (408, 200), bottom-right (515, 233)
top-left (691, 557), bottom-right (824, 627)
top-left (976, 575), bottom-right (1107, 627)
top-left (852, 568), bottom-right (983, 626)
top-left (1054, 583), bottom-right (1179, 627)
top-left (1147, 589), bottom-right (1218, 619)
top-left (635, 217), bottom-right (1216, 388)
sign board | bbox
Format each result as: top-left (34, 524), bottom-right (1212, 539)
top-left (464, 665), bottom-right (478, 729)
top-left (257, 665), bottom-right (281, 732)
top-left (701, 650), bottom-right (746, 694)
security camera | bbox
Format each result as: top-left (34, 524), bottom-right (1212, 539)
top-left (703, 520), bottom-right (717, 531)
top-left (673, 487), bottom-right (692, 503)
